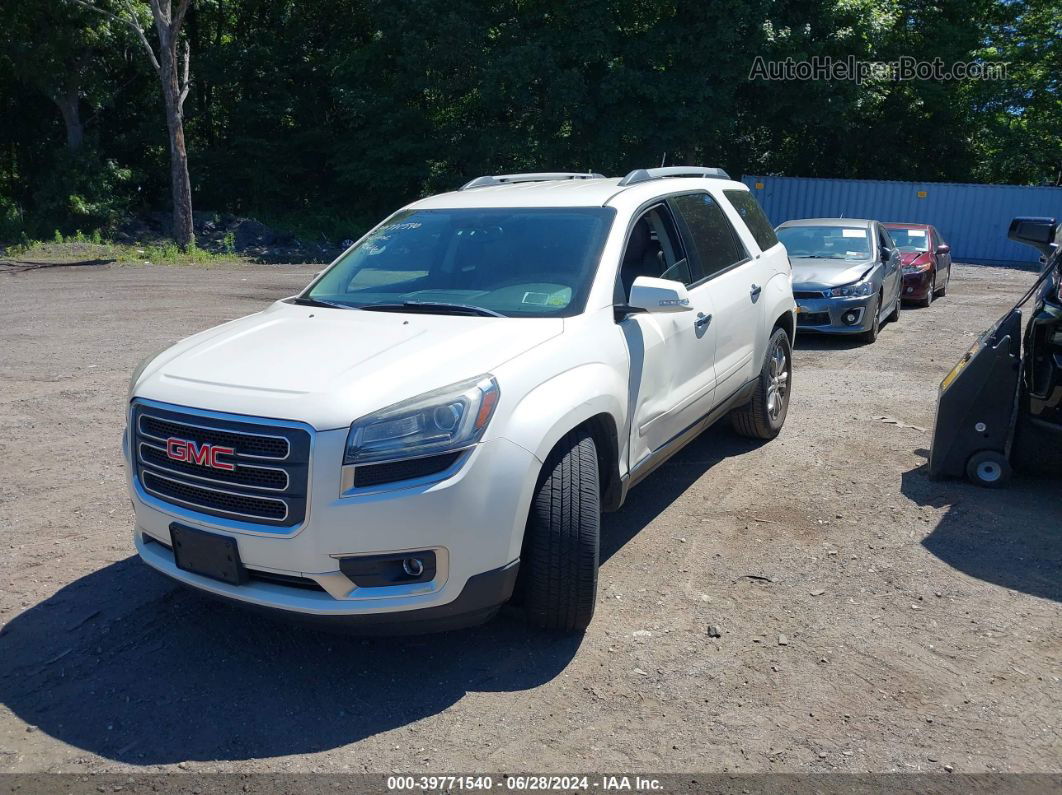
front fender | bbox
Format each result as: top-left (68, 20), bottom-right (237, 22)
top-left (500, 363), bottom-right (628, 466)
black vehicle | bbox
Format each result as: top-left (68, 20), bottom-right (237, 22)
top-left (929, 216), bottom-right (1062, 487)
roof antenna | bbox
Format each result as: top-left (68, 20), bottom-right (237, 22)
top-left (660, 152), bottom-right (667, 168)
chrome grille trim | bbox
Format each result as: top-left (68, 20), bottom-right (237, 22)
top-left (141, 470), bottom-right (290, 523)
top-left (137, 441), bottom-right (290, 492)
top-left (137, 413), bottom-right (290, 460)
top-left (130, 400), bottom-right (311, 530)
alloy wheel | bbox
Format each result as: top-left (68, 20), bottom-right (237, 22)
top-left (766, 342), bottom-right (790, 421)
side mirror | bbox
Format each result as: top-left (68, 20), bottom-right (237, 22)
top-left (935, 244), bottom-right (950, 255)
top-left (627, 276), bottom-right (692, 313)
top-left (880, 247), bottom-right (892, 262)
top-left (1008, 217), bottom-right (1057, 255)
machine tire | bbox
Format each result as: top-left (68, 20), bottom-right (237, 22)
top-left (965, 450), bottom-right (1012, 488)
top-left (519, 429), bottom-right (600, 632)
top-left (731, 328), bottom-right (792, 440)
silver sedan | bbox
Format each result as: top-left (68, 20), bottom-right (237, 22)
top-left (777, 218), bottom-right (903, 344)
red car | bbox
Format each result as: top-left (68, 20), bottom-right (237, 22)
top-left (884, 223), bottom-right (953, 307)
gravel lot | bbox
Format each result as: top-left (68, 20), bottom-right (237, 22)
top-left (0, 262), bottom-right (1058, 775)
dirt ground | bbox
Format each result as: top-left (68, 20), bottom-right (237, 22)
top-left (0, 261), bottom-right (1058, 775)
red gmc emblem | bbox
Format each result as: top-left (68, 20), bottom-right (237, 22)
top-left (165, 437), bottom-right (236, 471)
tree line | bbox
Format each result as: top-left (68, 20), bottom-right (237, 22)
top-left (0, 0), bottom-right (1058, 248)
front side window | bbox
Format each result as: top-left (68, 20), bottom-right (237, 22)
top-left (723, 189), bottom-right (779, 252)
top-left (617, 205), bottom-right (691, 298)
top-left (777, 225), bottom-right (871, 260)
top-left (670, 193), bottom-right (748, 281)
top-left (307, 207), bottom-right (615, 317)
top-left (878, 226), bottom-right (895, 254)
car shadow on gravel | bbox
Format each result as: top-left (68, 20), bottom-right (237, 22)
top-left (601, 423), bottom-right (770, 562)
top-left (0, 557), bottom-right (582, 765)
top-left (0, 424), bottom-right (765, 765)
top-left (901, 456), bottom-right (1062, 603)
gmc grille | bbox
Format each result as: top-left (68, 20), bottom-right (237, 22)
top-left (133, 403), bottom-right (310, 527)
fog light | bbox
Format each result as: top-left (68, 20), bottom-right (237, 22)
top-left (906, 286), bottom-right (914, 294)
top-left (402, 557), bottom-right (425, 578)
top-left (842, 310), bottom-right (860, 326)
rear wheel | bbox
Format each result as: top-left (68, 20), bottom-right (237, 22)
top-left (965, 450), bottom-right (1012, 488)
top-left (519, 430), bottom-right (600, 632)
top-left (861, 295), bottom-right (881, 344)
top-left (730, 327), bottom-right (792, 440)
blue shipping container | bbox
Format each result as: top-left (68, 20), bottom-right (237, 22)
top-left (742, 174), bottom-right (1062, 265)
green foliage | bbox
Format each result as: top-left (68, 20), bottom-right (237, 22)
top-left (0, 0), bottom-right (1058, 247)
top-left (28, 149), bottom-right (134, 237)
top-left (0, 196), bottom-right (24, 240)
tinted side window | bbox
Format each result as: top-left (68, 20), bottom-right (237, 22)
top-left (723, 189), bottom-right (779, 251)
top-left (670, 193), bottom-right (748, 281)
top-left (879, 226), bottom-right (894, 253)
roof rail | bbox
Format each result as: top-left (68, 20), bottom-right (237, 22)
top-left (617, 166), bottom-right (731, 187)
top-left (460, 172), bottom-right (606, 190)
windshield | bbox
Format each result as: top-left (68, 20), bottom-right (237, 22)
top-left (885, 227), bottom-right (929, 252)
top-left (777, 225), bottom-right (871, 259)
top-left (305, 207), bottom-right (615, 317)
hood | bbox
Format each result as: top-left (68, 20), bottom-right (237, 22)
top-left (901, 251), bottom-right (930, 266)
top-left (133, 300), bottom-right (563, 429)
top-left (790, 257), bottom-right (875, 289)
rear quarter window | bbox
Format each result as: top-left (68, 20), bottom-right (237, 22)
top-left (723, 189), bottom-right (779, 252)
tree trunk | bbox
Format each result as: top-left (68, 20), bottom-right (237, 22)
top-left (158, 31), bottom-right (194, 249)
top-left (53, 90), bottom-right (83, 151)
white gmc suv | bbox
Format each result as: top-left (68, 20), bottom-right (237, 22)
top-left (125, 167), bottom-right (796, 633)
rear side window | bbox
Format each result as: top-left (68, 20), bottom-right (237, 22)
top-left (670, 193), bottom-right (748, 281)
top-left (724, 190), bottom-right (779, 252)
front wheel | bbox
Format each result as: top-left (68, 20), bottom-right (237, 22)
top-left (519, 430), bottom-right (600, 632)
top-left (965, 450), bottom-right (1012, 488)
top-left (919, 272), bottom-right (935, 308)
top-left (888, 289), bottom-right (902, 321)
top-left (861, 295), bottom-right (881, 344)
top-left (730, 327), bottom-right (792, 440)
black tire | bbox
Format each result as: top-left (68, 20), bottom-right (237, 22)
top-left (965, 450), bottom-right (1012, 488)
top-left (918, 272), bottom-right (935, 308)
top-left (730, 327), bottom-right (792, 440)
top-left (888, 289), bottom-right (901, 321)
top-left (519, 430), bottom-right (600, 632)
top-left (861, 295), bottom-right (881, 344)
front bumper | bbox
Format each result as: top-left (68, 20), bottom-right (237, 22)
top-left (125, 402), bottom-right (540, 630)
top-left (902, 269), bottom-right (934, 300)
top-left (795, 293), bottom-right (876, 334)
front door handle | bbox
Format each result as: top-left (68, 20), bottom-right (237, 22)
top-left (695, 313), bottom-right (712, 330)
top-left (750, 283), bottom-right (762, 300)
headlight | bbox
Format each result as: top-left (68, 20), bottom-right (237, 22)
top-left (903, 262), bottom-right (932, 273)
top-left (344, 375), bottom-right (500, 465)
top-left (827, 279), bottom-right (874, 298)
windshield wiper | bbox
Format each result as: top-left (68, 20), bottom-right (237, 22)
top-left (290, 296), bottom-right (351, 310)
top-left (362, 301), bottom-right (507, 318)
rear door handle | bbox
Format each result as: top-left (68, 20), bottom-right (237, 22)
top-left (695, 313), bottom-right (712, 330)
top-left (750, 284), bottom-right (762, 300)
